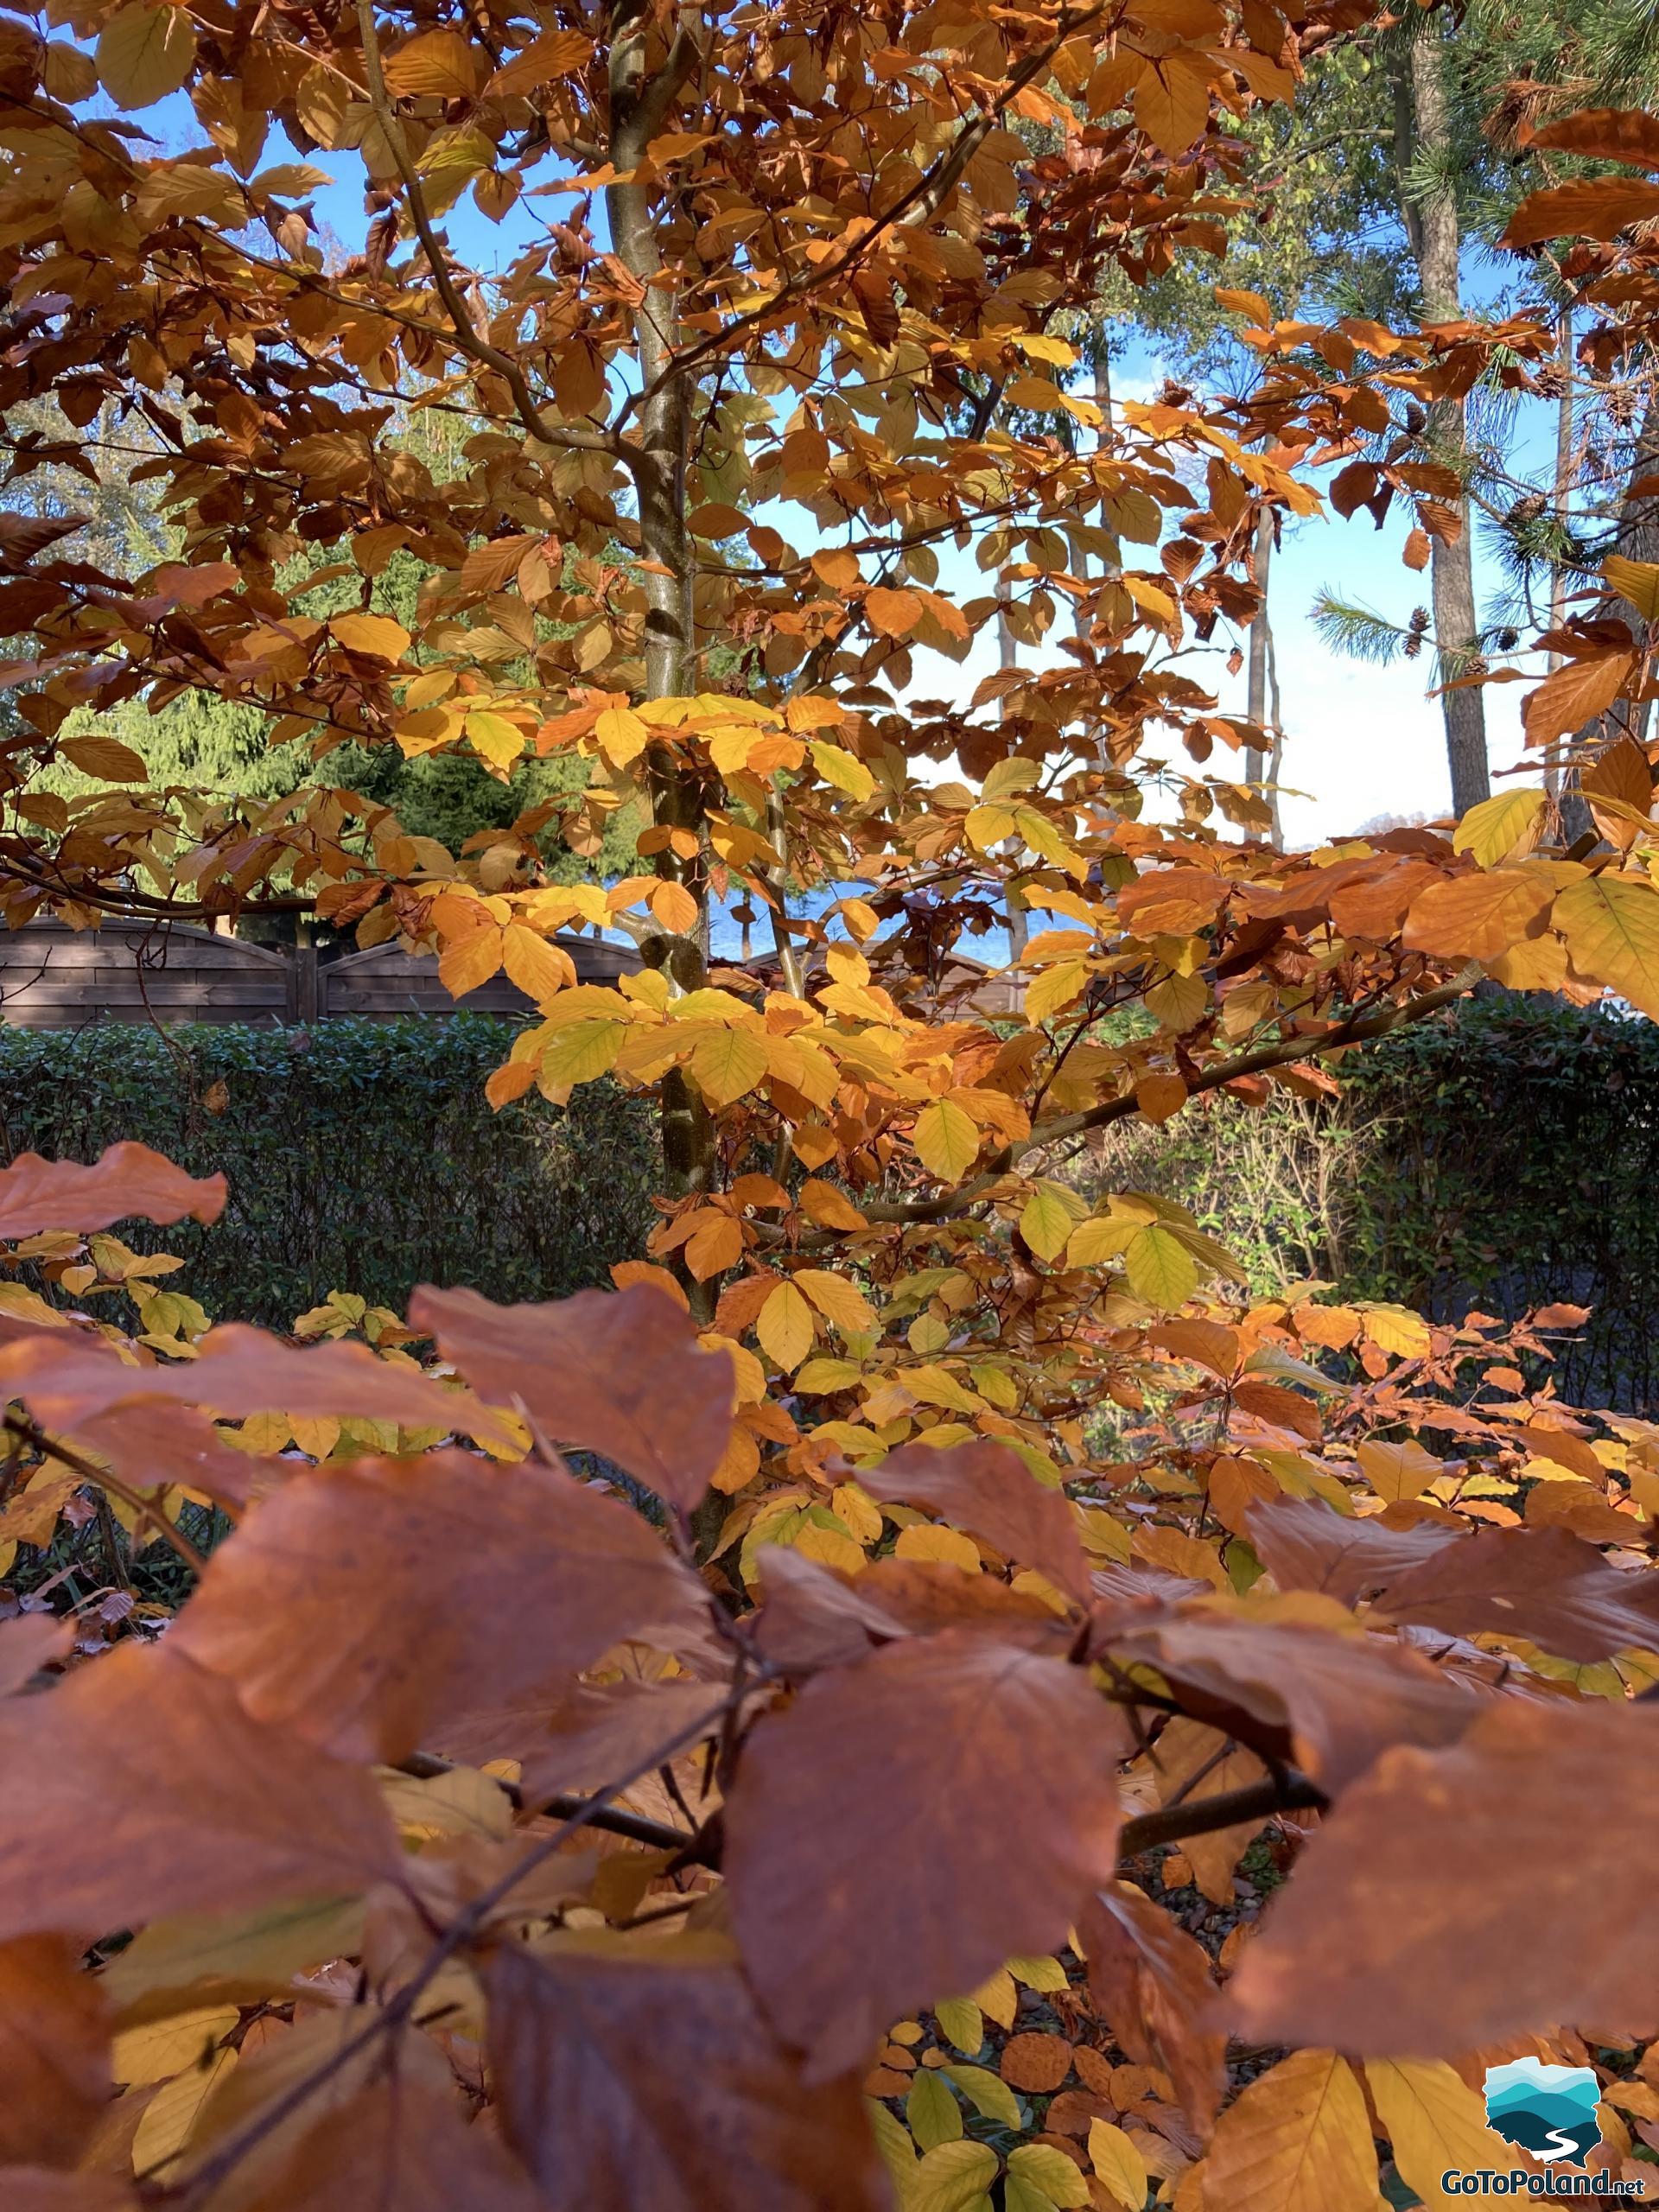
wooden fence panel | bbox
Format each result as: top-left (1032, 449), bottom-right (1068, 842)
top-left (0, 921), bottom-right (640, 1028)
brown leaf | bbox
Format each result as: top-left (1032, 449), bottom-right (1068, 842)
top-left (726, 1629), bottom-right (1125, 2078)
top-left (486, 1935), bottom-right (893, 2209)
top-left (0, 2177), bottom-right (135, 2211)
top-left (0, 1144), bottom-right (225, 1239)
top-left (0, 1936), bottom-right (108, 2166)
top-left (170, 1451), bottom-right (714, 1761)
top-left (73, 1403), bottom-right (283, 1515)
top-left (1520, 653), bottom-right (1634, 746)
top-left (1001, 2032), bottom-right (1074, 2092)
top-left (1082, 1883), bottom-right (1226, 2131)
top-left (1527, 106), bottom-right (1659, 168)
top-left (1402, 868), bottom-right (1554, 961)
top-left (0, 1613), bottom-right (69, 1697)
top-left (858, 1441), bottom-right (1090, 1603)
top-left (409, 1284), bottom-right (734, 1514)
top-left (753, 1548), bottom-right (1062, 1673)
top-left (1255, 1497), bottom-right (1659, 1660)
top-left (0, 1325), bottom-right (517, 1454)
top-left (245, 2080), bottom-right (545, 2212)
top-left (1198, 2049), bottom-right (1378, 2212)
top-left (1230, 1698), bottom-right (1659, 2054)
top-left (1502, 176), bottom-right (1659, 246)
top-left (0, 1643), bottom-right (402, 1946)
top-left (441, 1677), bottom-right (729, 1802)
top-left (1106, 1613), bottom-right (1478, 1789)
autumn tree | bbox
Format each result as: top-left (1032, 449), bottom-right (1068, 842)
top-left (5, 1), bottom-right (1659, 2208)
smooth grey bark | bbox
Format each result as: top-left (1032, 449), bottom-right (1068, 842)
top-left (1244, 512), bottom-right (1282, 846)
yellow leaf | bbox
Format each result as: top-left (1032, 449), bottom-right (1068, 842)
top-left (794, 1268), bottom-right (875, 1333)
top-left (595, 706), bottom-right (650, 764)
top-left (383, 27), bottom-right (481, 97)
top-left (1089, 2120), bottom-right (1149, 2211)
top-left (97, 3), bottom-right (195, 107)
top-left (1007, 2144), bottom-right (1089, 2207)
top-left (1356, 1437), bottom-right (1440, 1503)
top-left (500, 926), bottom-right (575, 1007)
top-left (538, 1018), bottom-right (626, 1085)
top-left (1146, 969), bottom-right (1208, 1032)
top-left (913, 1099), bottom-right (980, 1182)
top-left (910, 2139), bottom-right (998, 2212)
top-left (1020, 1186), bottom-right (1074, 1262)
top-left (1452, 787), bottom-right (1547, 869)
top-left (1202, 2050), bottom-right (1378, 2212)
top-left (329, 611), bottom-right (411, 660)
top-left (1124, 1224), bottom-right (1198, 1307)
top-left (1554, 872), bottom-right (1659, 1020)
top-left (131, 2044), bottom-right (238, 2175)
top-left (690, 1025), bottom-right (769, 1106)
top-left (933, 1997), bottom-right (984, 2054)
top-left (649, 879), bottom-right (700, 934)
top-left (795, 1357), bottom-right (863, 1394)
top-left (810, 740), bottom-right (875, 800)
top-left (1065, 1215), bottom-right (1140, 1268)
top-left (1364, 2060), bottom-right (1510, 2209)
top-left (1025, 961), bottom-right (1089, 1025)
top-left (1604, 554), bottom-right (1659, 623)
top-left (1361, 1304), bottom-right (1431, 1357)
top-left (893, 1522), bottom-right (981, 1573)
top-left (437, 927), bottom-right (502, 998)
top-left (757, 1281), bottom-right (815, 1370)
top-left (465, 709), bottom-right (528, 767)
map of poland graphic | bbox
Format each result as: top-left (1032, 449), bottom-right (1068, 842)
top-left (1484, 2058), bottom-right (1603, 2167)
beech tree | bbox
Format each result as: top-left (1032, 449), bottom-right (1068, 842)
top-left (6, 0), bottom-right (1659, 2207)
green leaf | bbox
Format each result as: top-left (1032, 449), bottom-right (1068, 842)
top-left (942, 2064), bottom-right (1020, 2128)
top-left (1124, 1223), bottom-right (1198, 1307)
top-left (1007, 2144), bottom-right (1090, 2208)
top-left (911, 2139), bottom-right (1000, 2212)
top-left (907, 2069), bottom-right (964, 2152)
top-left (1019, 1185), bottom-right (1074, 1262)
top-left (1554, 873), bottom-right (1659, 1021)
top-left (932, 1996), bottom-right (984, 2056)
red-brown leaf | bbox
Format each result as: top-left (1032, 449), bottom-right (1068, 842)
top-left (0, 1643), bottom-right (402, 1945)
top-left (1103, 1613), bottom-right (1479, 1789)
top-left (245, 2081), bottom-right (546, 2212)
top-left (0, 1325), bottom-right (518, 1454)
top-left (1525, 107), bottom-right (1659, 169)
top-left (0, 1144), bottom-right (226, 1239)
top-left (1083, 1882), bottom-right (1227, 2130)
top-left (1502, 176), bottom-right (1659, 246)
top-left (1229, 1698), bottom-right (1659, 2054)
top-left (858, 1441), bottom-right (1090, 1603)
top-left (409, 1283), bottom-right (734, 1514)
top-left (0, 1936), bottom-right (108, 2166)
top-left (486, 1936), bottom-right (893, 2209)
top-left (170, 1451), bottom-right (714, 1761)
top-left (440, 1677), bottom-right (730, 1802)
top-left (754, 1548), bottom-right (1064, 1674)
top-left (0, 1614), bottom-right (69, 1698)
top-left (726, 1629), bottom-right (1125, 2078)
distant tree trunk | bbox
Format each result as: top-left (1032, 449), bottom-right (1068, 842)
top-left (1395, 24), bottom-right (1490, 818)
top-left (1560, 378), bottom-right (1659, 841)
top-left (997, 586), bottom-right (1029, 959)
top-left (1545, 307), bottom-right (1575, 804)
top-left (1245, 511), bottom-right (1281, 845)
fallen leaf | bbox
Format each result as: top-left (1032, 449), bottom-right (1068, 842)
top-left (1198, 2049), bottom-right (1377, 2212)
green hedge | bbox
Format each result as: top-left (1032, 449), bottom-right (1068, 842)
top-left (0, 1019), bottom-right (658, 1326)
top-left (1084, 997), bottom-right (1659, 1410)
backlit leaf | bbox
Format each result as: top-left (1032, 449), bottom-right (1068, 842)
top-left (913, 1100), bottom-right (980, 1182)
top-left (97, 3), bottom-right (194, 106)
top-left (757, 1281), bottom-right (816, 1371)
top-left (1198, 2050), bottom-right (1378, 2212)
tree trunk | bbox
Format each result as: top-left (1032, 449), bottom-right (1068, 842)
top-left (1544, 307), bottom-right (1575, 804)
top-left (1397, 25), bottom-right (1490, 818)
top-left (998, 587), bottom-right (1029, 959)
top-left (606, 3), bottom-right (716, 1294)
top-left (1244, 511), bottom-right (1281, 844)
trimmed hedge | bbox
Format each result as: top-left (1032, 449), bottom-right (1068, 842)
top-left (0, 1019), bottom-right (657, 1326)
top-left (1086, 997), bottom-right (1659, 1410)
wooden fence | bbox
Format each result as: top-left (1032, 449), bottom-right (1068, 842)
top-left (0, 920), bottom-right (639, 1029)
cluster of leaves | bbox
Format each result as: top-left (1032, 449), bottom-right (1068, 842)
top-left (4, 1141), bottom-right (1659, 2212)
top-left (7, 0), bottom-right (1659, 2200)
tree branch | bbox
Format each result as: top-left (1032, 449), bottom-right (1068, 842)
top-left (1117, 1770), bottom-right (1326, 1859)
